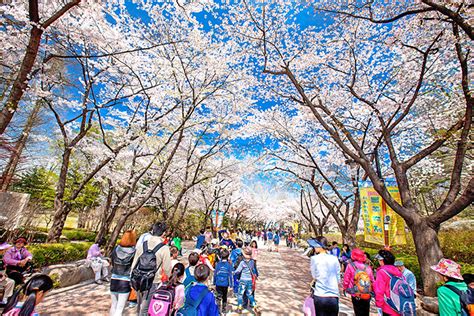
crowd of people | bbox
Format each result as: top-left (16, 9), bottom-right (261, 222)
top-left (85, 223), bottom-right (269, 316)
top-left (0, 227), bottom-right (473, 316)
top-left (305, 236), bottom-right (474, 316)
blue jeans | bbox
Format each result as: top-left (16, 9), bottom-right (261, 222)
top-left (237, 280), bottom-right (256, 307)
top-left (233, 274), bottom-right (240, 293)
top-left (313, 295), bottom-right (339, 316)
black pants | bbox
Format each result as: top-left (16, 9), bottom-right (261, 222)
top-left (5, 263), bottom-right (32, 285)
top-left (313, 295), bottom-right (339, 316)
top-left (351, 296), bottom-right (370, 316)
top-left (216, 286), bottom-right (229, 309)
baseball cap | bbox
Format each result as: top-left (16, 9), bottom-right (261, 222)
top-left (374, 253), bottom-right (384, 260)
top-left (394, 260), bottom-right (404, 267)
top-left (307, 239), bottom-right (324, 249)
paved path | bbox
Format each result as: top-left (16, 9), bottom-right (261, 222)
top-left (37, 242), bottom-right (374, 315)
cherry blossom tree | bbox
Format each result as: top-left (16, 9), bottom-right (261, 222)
top-left (224, 1), bottom-right (472, 294)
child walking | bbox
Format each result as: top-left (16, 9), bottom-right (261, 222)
top-left (183, 252), bottom-right (199, 287)
top-left (250, 240), bottom-right (259, 268)
top-left (177, 264), bottom-right (219, 315)
top-left (231, 239), bottom-right (244, 294)
top-left (213, 249), bottom-right (233, 313)
top-left (235, 247), bottom-right (259, 314)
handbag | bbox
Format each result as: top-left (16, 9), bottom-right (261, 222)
top-left (303, 295), bottom-right (316, 316)
top-left (243, 260), bottom-right (257, 291)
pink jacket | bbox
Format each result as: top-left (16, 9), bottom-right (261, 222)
top-left (343, 260), bottom-right (375, 296)
top-left (174, 284), bottom-right (185, 310)
top-left (374, 265), bottom-right (403, 316)
top-left (251, 248), bottom-right (258, 261)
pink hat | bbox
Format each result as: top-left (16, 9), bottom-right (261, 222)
top-left (351, 248), bottom-right (367, 263)
top-left (430, 258), bottom-right (463, 280)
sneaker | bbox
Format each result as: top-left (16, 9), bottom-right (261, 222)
top-left (95, 279), bottom-right (103, 285)
top-left (253, 305), bottom-right (261, 315)
top-left (128, 301), bottom-right (137, 308)
top-left (236, 305), bottom-right (243, 313)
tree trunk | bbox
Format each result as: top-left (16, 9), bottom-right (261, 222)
top-left (76, 207), bottom-right (88, 229)
top-left (0, 27), bottom-right (43, 135)
top-left (342, 224), bottom-right (357, 247)
top-left (95, 208), bottom-right (117, 243)
top-left (47, 204), bottom-right (72, 241)
top-left (47, 147), bottom-right (72, 242)
top-left (0, 100), bottom-right (42, 191)
top-left (105, 211), bottom-right (130, 255)
top-left (410, 219), bottom-right (443, 296)
top-left (309, 222), bottom-right (319, 236)
top-left (95, 185), bottom-right (115, 243)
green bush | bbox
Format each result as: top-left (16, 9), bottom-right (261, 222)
top-left (356, 230), bottom-right (474, 264)
top-left (28, 242), bottom-right (92, 267)
top-left (62, 229), bottom-right (97, 242)
top-left (2, 227), bottom-right (97, 242)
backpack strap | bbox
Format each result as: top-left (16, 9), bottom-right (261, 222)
top-left (349, 260), bottom-right (358, 272)
top-left (444, 284), bottom-right (469, 311)
top-left (381, 269), bottom-right (398, 280)
top-left (143, 240), bottom-right (149, 252)
top-left (445, 284), bottom-right (462, 296)
top-left (243, 260), bottom-right (255, 277)
top-left (151, 242), bottom-right (164, 254)
top-left (192, 287), bottom-right (209, 308)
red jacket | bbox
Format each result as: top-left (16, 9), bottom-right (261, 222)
top-left (374, 265), bottom-right (403, 315)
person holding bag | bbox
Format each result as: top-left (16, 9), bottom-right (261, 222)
top-left (235, 247), bottom-right (259, 314)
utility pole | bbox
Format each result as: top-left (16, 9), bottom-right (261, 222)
top-left (374, 149), bottom-right (390, 249)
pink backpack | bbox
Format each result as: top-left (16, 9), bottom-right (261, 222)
top-left (3, 307), bottom-right (39, 316)
top-left (148, 284), bottom-right (176, 316)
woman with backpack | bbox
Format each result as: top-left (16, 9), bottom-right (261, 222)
top-left (431, 258), bottom-right (470, 316)
top-left (343, 248), bottom-right (375, 316)
top-left (373, 250), bottom-right (415, 316)
top-left (109, 230), bottom-right (136, 316)
top-left (2, 274), bottom-right (53, 316)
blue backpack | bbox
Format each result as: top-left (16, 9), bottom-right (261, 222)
top-left (182, 267), bottom-right (196, 287)
top-left (382, 270), bottom-right (416, 316)
top-left (215, 261), bottom-right (232, 287)
top-left (176, 286), bottom-right (209, 316)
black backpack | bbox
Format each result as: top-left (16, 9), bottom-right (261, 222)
top-left (131, 241), bottom-right (164, 292)
top-left (111, 246), bottom-right (135, 276)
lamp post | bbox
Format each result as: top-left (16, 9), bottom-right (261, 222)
top-left (374, 149), bottom-right (390, 249)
